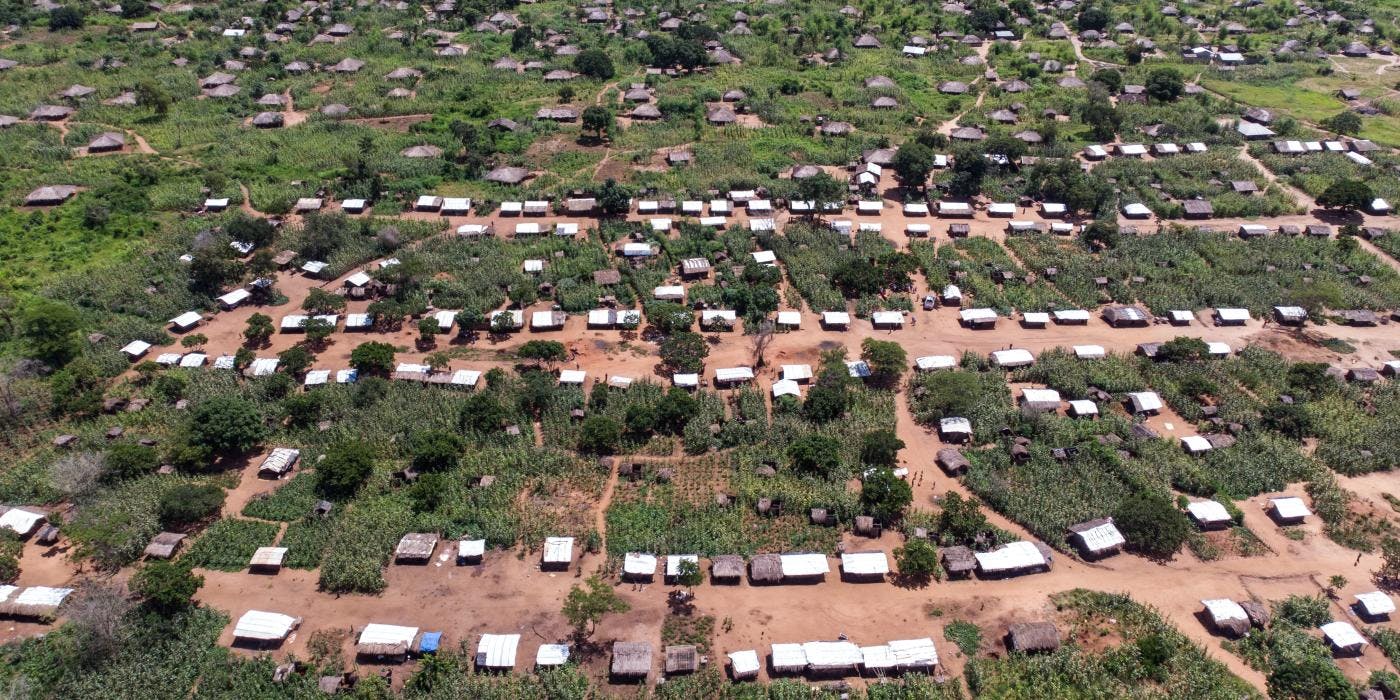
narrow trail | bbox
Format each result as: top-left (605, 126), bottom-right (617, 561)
top-left (591, 458), bottom-right (621, 557)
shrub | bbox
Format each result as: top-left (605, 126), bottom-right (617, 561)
top-left (789, 434), bottom-right (842, 477)
top-left (1114, 492), bottom-right (1191, 559)
top-left (158, 484), bottom-right (225, 527)
top-left (860, 430), bottom-right (904, 467)
top-left (861, 468), bottom-right (913, 522)
top-left (130, 561), bottom-right (203, 614)
top-left (578, 416), bottom-right (622, 454)
top-left (894, 539), bottom-right (940, 581)
top-left (409, 430), bottom-right (463, 472)
top-left (188, 397), bottom-right (266, 455)
top-left (317, 440), bottom-right (375, 496)
top-left (103, 444), bottom-right (160, 482)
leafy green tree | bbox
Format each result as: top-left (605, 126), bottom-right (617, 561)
top-left (624, 405), bottom-right (657, 435)
top-left (409, 430), bottom-right (463, 472)
top-left (860, 430), bottom-right (905, 466)
top-left (1323, 111), bottom-right (1362, 135)
top-left (226, 215), bottom-right (275, 248)
top-left (1145, 68), bottom-right (1184, 102)
top-left (936, 491), bottom-right (994, 546)
top-left (103, 443), bottom-right (159, 482)
top-left (578, 416), bottom-right (622, 454)
top-left (460, 393), bottom-right (509, 434)
top-left (646, 302), bottom-right (693, 335)
top-left (562, 574), bottom-right (630, 637)
top-left (659, 331), bottom-right (708, 373)
top-left (1157, 336), bottom-right (1210, 363)
top-left (1089, 68), bottom-right (1123, 94)
top-left (597, 180), bottom-right (632, 217)
top-left (1267, 654), bottom-right (1354, 700)
top-left (518, 340), bottom-right (567, 363)
top-left (894, 539), bottom-right (940, 581)
top-left (188, 397), bottom-right (266, 454)
top-left (158, 484), bottom-right (225, 526)
top-left (1113, 492), bottom-right (1191, 558)
top-left (18, 299), bottom-right (81, 366)
top-left (417, 318), bottom-right (440, 346)
top-left (180, 333), bottom-right (208, 350)
top-left (675, 558), bottom-right (703, 587)
top-left (1076, 6), bottom-right (1108, 30)
top-left (891, 141), bottom-right (936, 191)
top-left (655, 388), bottom-right (697, 434)
top-left (574, 49), bottom-right (615, 78)
top-left (1080, 219), bottom-right (1120, 249)
top-left (302, 288), bottom-right (346, 314)
top-left (243, 313), bottom-right (274, 346)
top-left (1080, 97), bottom-right (1121, 142)
top-left (350, 341), bottom-right (396, 376)
top-left (281, 393), bottom-right (323, 428)
top-left (861, 468), bottom-right (913, 522)
top-left (48, 5), bottom-right (83, 29)
top-left (861, 338), bottom-right (907, 386)
top-left (582, 106), bottom-right (614, 140)
top-left (302, 317), bottom-right (334, 346)
top-left (317, 440), bottom-right (375, 496)
top-left (789, 434), bottom-right (843, 476)
top-left (131, 561), bottom-right (204, 614)
top-left (795, 173), bottom-right (845, 213)
top-left (277, 345), bottom-right (313, 377)
top-left (1317, 179), bottom-right (1374, 213)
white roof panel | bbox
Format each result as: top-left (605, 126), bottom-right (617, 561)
top-left (233, 610), bottom-right (298, 641)
top-left (1187, 500), bottom-right (1231, 523)
top-left (1270, 496), bottom-right (1310, 519)
top-left (623, 552), bottom-right (658, 575)
top-left (1073, 344), bottom-right (1105, 359)
top-left (991, 348), bottom-right (1035, 367)
top-left (0, 509), bottom-right (43, 535)
top-left (1321, 621), bottom-right (1366, 648)
top-left (840, 551), bottom-right (889, 575)
top-left (728, 649), bottom-right (760, 674)
top-left (1357, 591), bottom-right (1396, 616)
top-left (916, 355), bottom-right (957, 371)
top-left (975, 541), bottom-right (1046, 572)
top-left (666, 554), bottom-right (699, 577)
top-left (359, 623), bottom-right (418, 647)
top-left (543, 536), bottom-right (573, 563)
top-left (476, 633), bottom-right (520, 668)
top-left (780, 553), bottom-right (830, 577)
top-left (715, 366), bottom-right (754, 382)
top-left (1201, 598), bottom-right (1247, 623)
top-left (536, 644), bottom-right (571, 666)
top-left (803, 641), bottom-right (862, 668)
top-left (458, 539), bottom-right (486, 558)
top-left (770, 643), bottom-right (807, 670)
top-left (860, 645), bottom-right (897, 669)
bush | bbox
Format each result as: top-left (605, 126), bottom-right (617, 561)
top-left (578, 416), bottom-right (622, 454)
top-left (789, 434), bottom-right (842, 477)
top-left (574, 49), bottom-right (614, 79)
top-left (103, 444), bottom-right (160, 482)
top-left (317, 440), bottom-right (375, 496)
top-left (861, 468), bottom-right (913, 522)
top-left (158, 484), bottom-right (225, 527)
top-left (1114, 492), bottom-right (1191, 558)
top-left (860, 430), bottom-right (904, 466)
top-left (659, 331), bottom-right (708, 373)
top-left (409, 430), bottom-right (463, 472)
top-left (130, 561), bottom-right (203, 614)
top-left (894, 539), bottom-right (940, 581)
top-left (188, 397), bottom-right (266, 455)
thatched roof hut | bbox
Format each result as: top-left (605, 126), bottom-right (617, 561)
top-left (144, 532), bottom-right (187, 560)
top-left (711, 555), bottom-right (744, 583)
top-left (665, 644), bottom-right (698, 674)
top-left (611, 641), bottom-right (652, 680)
top-left (394, 533), bottom-right (439, 563)
top-left (937, 448), bottom-right (970, 475)
top-left (941, 546), bottom-right (977, 578)
top-left (748, 553), bottom-right (782, 585)
top-left (1006, 622), bottom-right (1060, 653)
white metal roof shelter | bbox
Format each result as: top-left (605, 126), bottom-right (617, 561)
top-left (1356, 591), bottom-right (1396, 617)
top-left (943, 285), bottom-right (963, 302)
top-left (860, 645), bottom-right (897, 670)
top-left (770, 643), bottom-right (808, 673)
top-left (751, 250), bottom-right (778, 265)
top-left (359, 624), bottom-right (418, 648)
top-left (1068, 400), bottom-right (1099, 417)
top-left (889, 638), bottom-right (938, 669)
top-left (450, 370), bottom-right (480, 387)
top-left (248, 358), bottom-right (279, 376)
top-left (653, 285), bottom-right (685, 300)
top-left (476, 634), bottom-right (521, 669)
top-left (531, 311), bottom-right (564, 329)
top-left (217, 288), bottom-right (251, 308)
top-left (344, 271), bottom-right (371, 287)
top-left (846, 360), bottom-right (872, 378)
top-left (906, 223), bottom-right (931, 236)
top-left (1021, 311), bottom-right (1049, 326)
top-left (772, 379), bottom-right (801, 398)
top-left (536, 644), bottom-right (571, 667)
top-left (543, 537), bottom-right (574, 565)
top-left (988, 202), bottom-right (1015, 216)
top-left (213, 355), bottom-right (236, 370)
top-left (523, 259), bottom-right (544, 273)
top-left (233, 610), bottom-right (300, 642)
top-left (666, 554), bottom-right (699, 578)
top-left (1321, 621), bottom-right (1367, 652)
top-left (558, 369), bottom-right (586, 385)
top-left (555, 223), bottom-right (579, 236)
top-left (991, 348), bottom-right (1035, 367)
top-left (415, 195), bottom-right (443, 210)
top-left (960, 308), bottom-right (997, 324)
top-left (821, 311), bottom-right (851, 326)
top-left (1206, 341), bottom-right (1232, 357)
top-left (1187, 500), bottom-right (1232, 526)
top-left (975, 541), bottom-right (1047, 573)
top-left (155, 353), bottom-right (181, 368)
top-left (1270, 497), bottom-right (1311, 520)
top-left (1072, 520), bottom-right (1125, 553)
top-left (782, 364), bottom-right (813, 381)
top-left (179, 353), bottom-right (207, 368)
top-left (623, 552), bottom-right (658, 577)
top-left (727, 649), bottom-right (760, 678)
top-left (622, 243), bottom-right (654, 257)
top-left (491, 310), bottom-right (524, 329)
top-left (1073, 344), bottom-right (1106, 359)
top-left (916, 355), bottom-right (957, 371)
top-left (840, 551), bottom-right (889, 576)
top-left (1121, 203), bottom-right (1152, 218)
top-left (940, 417), bottom-right (972, 436)
top-left (249, 546), bottom-right (288, 568)
top-left (169, 311), bottom-right (202, 330)
top-left (336, 369), bottom-right (358, 384)
top-left (1214, 307), bottom-right (1250, 323)
top-left (748, 218), bottom-right (776, 232)
top-left (938, 201), bottom-right (972, 215)
top-left (1181, 435), bottom-right (1213, 454)
top-left (776, 310), bottom-right (802, 327)
top-left (441, 197), bottom-right (471, 213)
top-left (1201, 599), bottom-right (1248, 626)
top-left (672, 373), bottom-right (699, 388)
top-left (433, 310), bottom-right (456, 331)
top-left (803, 641), bottom-right (862, 671)
top-left (458, 539), bottom-right (486, 559)
top-left (457, 224), bottom-right (491, 236)
top-left (779, 553), bottom-right (830, 577)
top-left (257, 448), bottom-right (300, 477)
top-left (715, 367), bottom-right (755, 383)
top-left (121, 340), bottom-right (152, 359)
top-left (515, 223), bottom-right (543, 236)
top-left (1128, 391), bottom-right (1163, 413)
top-left (904, 202), bottom-right (930, 216)
top-left (1021, 388), bottom-right (1061, 406)
top-left (871, 311), bottom-right (904, 326)
top-left (301, 260), bottom-right (327, 275)
top-left (0, 509), bottom-right (44, 536)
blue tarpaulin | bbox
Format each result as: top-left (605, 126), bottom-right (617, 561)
top-left (419, 632), bottom-right (442, 654)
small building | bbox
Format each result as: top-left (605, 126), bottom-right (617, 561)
top-left (542, 536), bottom-right (573, 570)
top-left (611, 641), bottom-right (653, 681)
top-left (839, 551), bottom-right (889, 582)
top-left (939, 417), bottom-right (972, 443)
top-left (936, 448), bottom-right (969, 475)
top-left (536, 644), bottom-right (570, 669)
top-left (1355, 591), bottom-right (1396, 621)
top-left (249, 546), bottom-right (288, 573)
top-left (1320, 621), bottom-right (1367, 656)
top-left (748, 553), bottom-right (782, 585)
top-left (356, 624), bottom-right (418, 660)
top-left (1213, 308), bottom-right (1250, 326)
top-left (457, 539), bottom-right (486, 565)
top-left (1127, 391), bottom-right (1163, 415)
top-left (1268, 496), bottom-right (1310, 525)
top-left (476, 633), bottom-right (521, 671)
top-left (665, 644), bottom-right (699, 675)
top-left (1200, 599), bottom-right (1250, 638)
top-left (780, 553), bottom-right (830, 583)
top-left (232, 610), bottom-right (301, 646)
top-left (1066, 518), bottom-right (1125, 559)
top-left (1020, 388), bottom-right (1061, 413)
top-left (622, 552), bottom-right (658, 582)
top-left (727, 649), bottom-right (760, 680)
top-left (395, 533), bottom-right (438, 563)
top-left (1103, 305), bottom-right (1149, 328)
top-left (1272, 306), bottom-right (1307, 325)
top-left (711, 555), bottom-right (744, 584)
top-left (257, 448), bottom-right (300, 478)
top-left (143, 532), bottom-right (187, 560)
top-left (941, 546), bottom-right (977, 579)
top-left (1187, 500), bottom-right (1233, 530)
top-left (975, 541), bottom-right (1050, 577)
top-left (1005, 622), bottom-right (1060, 653)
